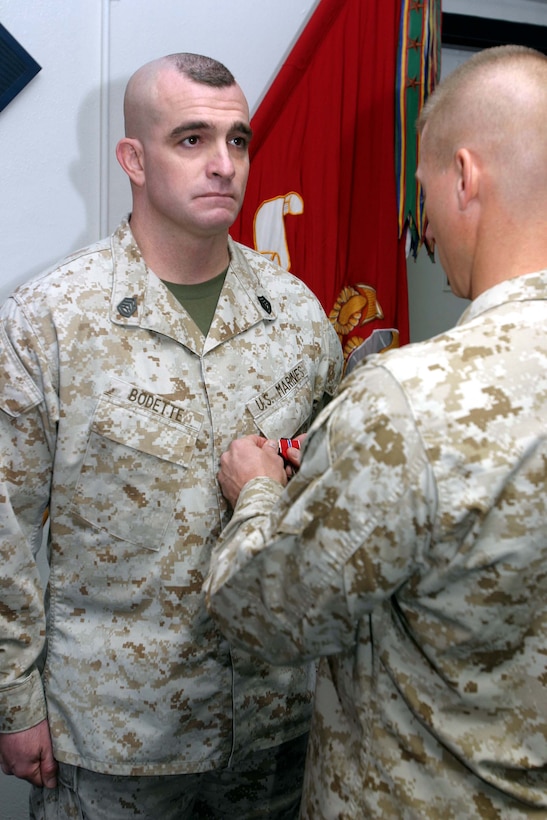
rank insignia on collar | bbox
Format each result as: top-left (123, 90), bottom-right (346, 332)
top-left (258, 295), bottom-right (272, 314)
top-left (117, 297), bottom-right (137, 317)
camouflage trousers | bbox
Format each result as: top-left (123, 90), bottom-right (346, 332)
top-left (30, 734), bottom-right (308, 820)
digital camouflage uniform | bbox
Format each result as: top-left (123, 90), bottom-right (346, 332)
top-left (0, 218), bottom-right (342, 778)
top-left (207, 270), bottom-right (547, 818)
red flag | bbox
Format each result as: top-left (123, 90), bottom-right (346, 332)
top-left (231, 0), bottom-right (410, 365)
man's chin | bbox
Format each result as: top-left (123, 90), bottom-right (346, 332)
top-left (199, 208), bottom-right (241, 233)
top-left (193, 216), bottom-right (239, 237)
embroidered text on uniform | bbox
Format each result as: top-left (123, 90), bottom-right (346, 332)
top-left (253, 364), bottom-right (307, 414)
top-left (128, 388), bottom-right (185, 422)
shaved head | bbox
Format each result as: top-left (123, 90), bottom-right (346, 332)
top-left (123, 53), bottom-right (237, 139)
top-left (115, 52), bottom-right (250, 270)
top-left (418, 45), bottom-right (547, 210)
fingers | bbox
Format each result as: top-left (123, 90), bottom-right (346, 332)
top-left (285, 445), bottom-right (302, 468)
top-left (218, 434), bottom-right (304, 509)
top-left (244, 437), bottom-right (302, 472)
top-left (40, 750), bottom-right (58, 789)
top-left (218, 436), bottom-right (288, 508)
top-left (0, 720), bottom-right (58, 788)
top-left (257, 438), bottom-right (278, 452)
top-left (275, 438), bottom-right (303, 473)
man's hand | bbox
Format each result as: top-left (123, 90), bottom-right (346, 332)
top-left (0, 719), bottom-right (58, 788)
top-left (218, 435), bottom-right (287, 508)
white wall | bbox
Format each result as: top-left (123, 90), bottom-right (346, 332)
top-left (0, 1), bottom-right (545, 816)
top-left (0, 1), bottom-right (103, 297)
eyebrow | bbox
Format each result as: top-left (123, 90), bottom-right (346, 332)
top-left (169, 120), bottom-right (253, 140)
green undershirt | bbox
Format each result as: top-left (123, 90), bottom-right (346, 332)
top-left (162, 268), bottom-right (228, 336)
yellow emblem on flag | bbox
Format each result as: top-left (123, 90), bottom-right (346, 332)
top-left (329, 284), bottom-right (384, 336)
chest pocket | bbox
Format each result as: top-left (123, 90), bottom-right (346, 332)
top-left (246, 362), bottom-right (314, 440)
top-left (71, 384), bottom-right (203, 550)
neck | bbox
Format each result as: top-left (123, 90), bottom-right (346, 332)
top-left (129, 210), bottom-right (231, 285)
top-left (471, 209), bottom-right (547, 300)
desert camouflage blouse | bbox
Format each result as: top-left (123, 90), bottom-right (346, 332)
top-left (207, 270), bottom-right (547, 817)
top-left (0, 219), bottom-right (342, 775)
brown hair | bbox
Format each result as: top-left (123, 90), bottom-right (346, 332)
top-left (162, 53), bottom-right (235, 88)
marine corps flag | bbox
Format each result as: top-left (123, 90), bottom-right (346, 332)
top-left (231, 0), bottom-right (440, 366)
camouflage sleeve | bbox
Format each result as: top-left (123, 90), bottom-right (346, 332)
top-left (315, 315), bottom-right (343, 410)
top-left (0, 299), bottom-right (56, 731)
top-left (205, 363), bottom-right (433, 664)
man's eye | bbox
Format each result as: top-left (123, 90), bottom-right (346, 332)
top-left (230, 136), bottom-right (248, 148)
top-left (182, 136), bottom-right (199, 146)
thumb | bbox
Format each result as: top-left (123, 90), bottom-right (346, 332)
top-left (40, 746), bottom-right (58, 789)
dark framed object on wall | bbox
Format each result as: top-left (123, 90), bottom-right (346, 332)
top-left (442, 12), bottom-right (547, 54)
top-left (0, 24), bottom-right (41, 113)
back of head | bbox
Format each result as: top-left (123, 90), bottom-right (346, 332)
top-left (123, 52), bottom-right (236, 138)
top-left (418, 45), bottom-right (547, 212)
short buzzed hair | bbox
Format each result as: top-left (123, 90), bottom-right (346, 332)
top-left (122, 52), bottom-right (239, 138)
top-left (418, 44), bottom-right (545, 135)
top-left (163, 52), bottom-right (236, 88)
top-left (416, 44), bottom-right (547, 205)
top-left (417, 45), bottom-right (547, 170)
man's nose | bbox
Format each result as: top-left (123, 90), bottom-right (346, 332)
top-left (209, 143), bottom-right (236, 179)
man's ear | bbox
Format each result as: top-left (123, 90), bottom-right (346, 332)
top-left (455, 148), bottom-right (479, 211)
top-left (116, 138), bottom-right (145, 187)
